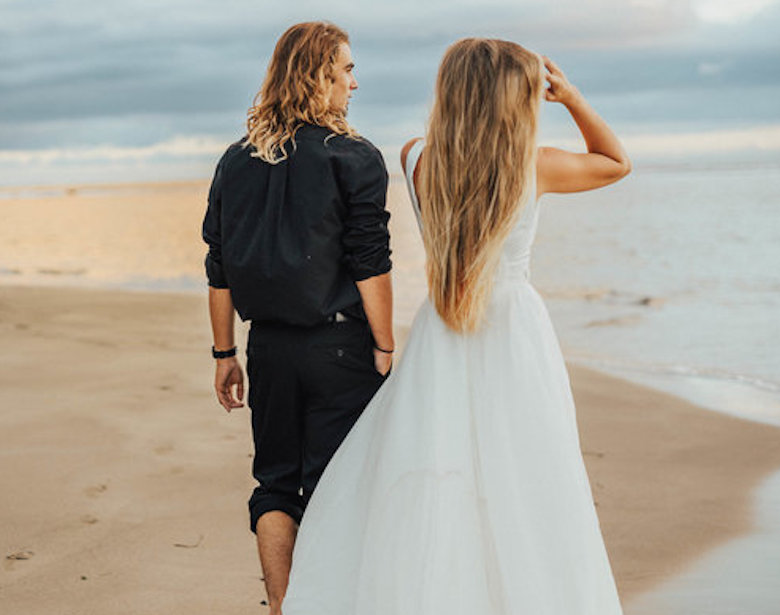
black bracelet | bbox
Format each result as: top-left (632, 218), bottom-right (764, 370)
top-left (212, 345), bottom-right (237, 359)
top-left (374, 344), bottom-right (395, 354)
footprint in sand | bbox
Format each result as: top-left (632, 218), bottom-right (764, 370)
top-left (154, 443), bottom-right (174, 455)
top-left (81, 515), bottom-right (99, 525)
top-left (173, 534), bottom-right (204, 549)
top-left (583, 450), bottom-right (605, 459)
top-left (37, 267), bottom-right (87, 276)
top-left (6, 550), bottom-right (34, 561)
top-left (73, 337), bottom-right (116, 348)
top-left (84, 483), bottom-right (108, 498)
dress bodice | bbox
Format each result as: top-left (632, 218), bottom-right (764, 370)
top-left (403, 139), bottom-right (541, 284)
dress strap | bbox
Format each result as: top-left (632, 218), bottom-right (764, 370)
top-left (404, 139), bottom-right (425, 233)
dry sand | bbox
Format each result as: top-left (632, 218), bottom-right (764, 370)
top-left (0, 181), bottom-right (209, 289)
top-left (2, 180), bottom-right (780, 613)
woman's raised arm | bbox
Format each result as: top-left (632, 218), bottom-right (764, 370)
top-left (537, 57), bottom-right (631, 197)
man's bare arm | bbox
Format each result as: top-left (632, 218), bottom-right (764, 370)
top-left (356, 271), bottom-right (394, 375)
top-left (208, 287), bottom-right (245, 411)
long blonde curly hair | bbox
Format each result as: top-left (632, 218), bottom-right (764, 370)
top-left (419, 38), bottom-right (544, 333)
top-left (245, 22), bottom-right (357, 163)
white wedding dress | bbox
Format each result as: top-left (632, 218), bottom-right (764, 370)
top-left (282, 140), bottom-right (623, 615)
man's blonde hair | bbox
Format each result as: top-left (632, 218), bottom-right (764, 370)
top-left (245, 22), bottom-right (357, 163)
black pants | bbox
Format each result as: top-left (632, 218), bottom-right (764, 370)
top-left (246, 317), bottom-right (386, 532)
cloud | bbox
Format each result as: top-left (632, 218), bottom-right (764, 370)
top-left (0, 135), bottom-right (228, 164)
top-left (697, 61), bottom-right (726, 76)
top-left (692, 0), bottom-right (778, 23)
top-left (1, 0), bottom-right (780, 184)
top-left (627, 124), bottom-right (780, 155)
top-left (544, 123), bottom-right (780, 157)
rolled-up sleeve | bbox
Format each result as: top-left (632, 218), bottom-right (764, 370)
top-left (202, 152), bottom-right (229, 289)
top-left (338, 143), bottom-right (392, 281)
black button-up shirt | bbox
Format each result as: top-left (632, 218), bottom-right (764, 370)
top-left (202, 124), bottom-right (391, 326)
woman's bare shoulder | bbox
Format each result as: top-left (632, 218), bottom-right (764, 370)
top-left (400, 137), bottom-right (424, 172)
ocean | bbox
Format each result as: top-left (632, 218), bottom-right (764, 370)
top-left (531, 161), bottom-right (780, 426)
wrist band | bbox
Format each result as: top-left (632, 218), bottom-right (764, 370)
top-left (212, 345), bottom-right (237, 359)
top-left (374, 344), bottom-right (395, 354)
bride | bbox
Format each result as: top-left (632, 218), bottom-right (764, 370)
top-left (282, 38), bottom-right (630, 615)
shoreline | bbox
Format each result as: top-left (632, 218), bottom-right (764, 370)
top-left (572, 357), bottom-right (780, 428)
top-left (2, 172), bottom-right (778, 425)
top-left (2, 284), bottom-right (780, 613)
top-left (4, 272), bottom-right (777, 430)
top-left (0, 178), bottom-right (209, 199)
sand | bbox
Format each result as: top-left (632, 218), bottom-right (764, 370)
top-left (2, 180), bottom-right (780, 613)
top-left (1, 285), bottom-right (780, 614)
top-left (0, 181), bottom-right (209, 289)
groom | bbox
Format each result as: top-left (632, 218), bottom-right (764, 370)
top-left (202, 21), bottom-right (394, 614)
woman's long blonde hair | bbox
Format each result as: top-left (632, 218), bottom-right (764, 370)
top-left (246, 22), bottom-right (357, 163)
top-left (418, 38), bottom-right (543, 333)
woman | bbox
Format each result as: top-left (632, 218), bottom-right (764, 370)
top-left (282, 38), bottom-right (630, 615)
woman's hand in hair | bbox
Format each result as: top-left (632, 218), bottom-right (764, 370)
top-left (536, 56), bottom-right (631, 196)
top-left (542, 57), bottom-right (581, 107)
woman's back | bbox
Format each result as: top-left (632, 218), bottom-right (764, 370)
top-left (404, 139), bottom-right (542, 292)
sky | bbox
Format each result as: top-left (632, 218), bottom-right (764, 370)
top-left (2, 0), bottom-right (780, 185)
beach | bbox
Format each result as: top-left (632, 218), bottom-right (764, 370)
top-left (2, 179), bottom-right (780, 613)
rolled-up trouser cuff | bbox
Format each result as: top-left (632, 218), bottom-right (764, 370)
top-left (248, 489), bottom-right (304, 533)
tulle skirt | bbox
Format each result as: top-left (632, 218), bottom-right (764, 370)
top-left (283, 282), bottom-right (623, 615)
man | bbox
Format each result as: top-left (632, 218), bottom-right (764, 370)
top-left (202, 22), bottom-right (393, 615)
